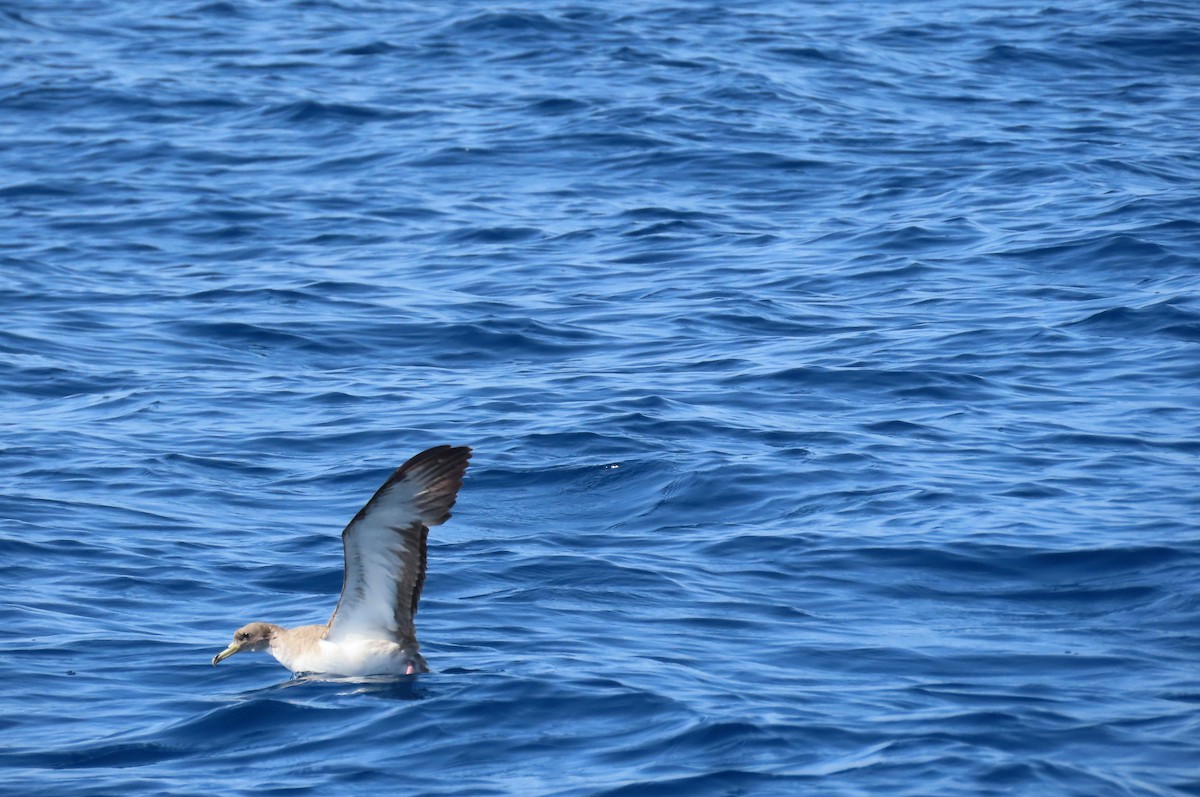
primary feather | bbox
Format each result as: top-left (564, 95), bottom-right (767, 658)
top-left (326, 445), bottom-right (472, 647)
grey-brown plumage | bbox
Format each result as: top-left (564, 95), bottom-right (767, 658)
top-left (212, 445), bottom-right (472, 676)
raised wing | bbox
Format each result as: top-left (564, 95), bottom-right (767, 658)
top-left (325, 445), bottom-right (471, 646)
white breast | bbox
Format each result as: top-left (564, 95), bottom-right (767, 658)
top-left (271, 636), bottom-right (411, 676)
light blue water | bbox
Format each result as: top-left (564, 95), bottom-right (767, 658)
top-left (2, 1), bottom-right (1199, 795)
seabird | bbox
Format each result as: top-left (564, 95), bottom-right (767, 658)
top-left (212, 445), bottom-right (472, 676)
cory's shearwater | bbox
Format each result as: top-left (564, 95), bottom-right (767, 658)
top-left (212, 445), bottom-right (471, 676)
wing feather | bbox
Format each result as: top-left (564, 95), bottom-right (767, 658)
top-left (325, 445), bottom-right (471, 646)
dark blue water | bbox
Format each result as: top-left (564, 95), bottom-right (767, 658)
top-left (3, 1), bottom-right (1199, 794)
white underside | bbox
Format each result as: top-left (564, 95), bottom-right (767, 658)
top-left (270, 637), bottom-right (415, 676)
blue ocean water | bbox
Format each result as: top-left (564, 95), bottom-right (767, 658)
top-left (2, 0), bottom-right (1199, 794)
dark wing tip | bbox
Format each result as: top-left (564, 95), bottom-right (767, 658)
top-left (394, 445), bottom-right (472, 526)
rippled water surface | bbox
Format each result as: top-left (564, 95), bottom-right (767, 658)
top-left (3, 1), bottom-right (1199, 795)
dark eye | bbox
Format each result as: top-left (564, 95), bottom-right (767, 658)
top-left (237, 632), bottom-right (248, 641)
